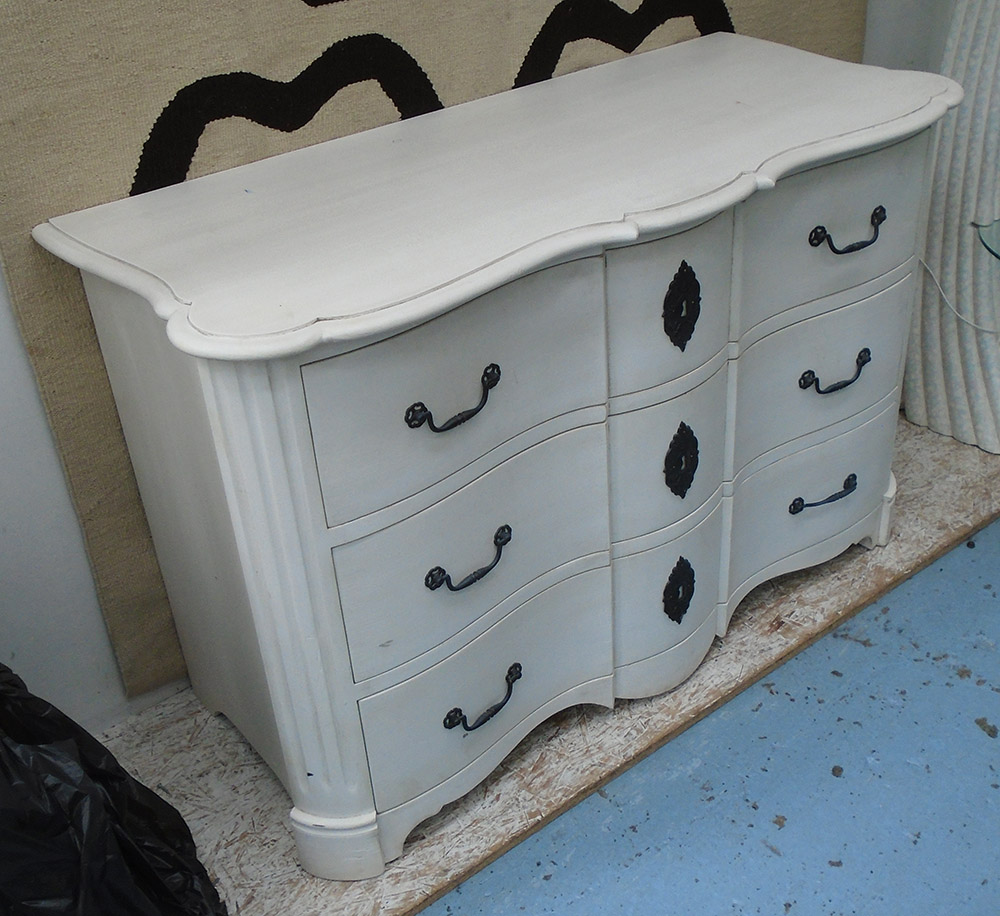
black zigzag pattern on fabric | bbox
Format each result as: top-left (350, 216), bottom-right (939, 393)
top-left (130, 34), bottom-right (443, 195)
top-left (515, 0), bottom-right (734, 87)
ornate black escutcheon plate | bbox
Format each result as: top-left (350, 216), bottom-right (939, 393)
top-left (663, 556), bottom-right (696, 624)
top-left (664, 421), bottom-right (699, 498)
top-left (662, 260), bottom-right (701, 351)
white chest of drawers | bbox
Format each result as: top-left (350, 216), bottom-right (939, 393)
top-left (33, 34), bottom-right (961, 880)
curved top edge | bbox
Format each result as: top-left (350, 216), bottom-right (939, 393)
top-left (33, 35), bottom-right (963, 362)
top-left (32, 222), bottom-right (188, 323)
top-left (754, 87), bottom-right (963, 187)
top-left (627, 83), bottom-right (963, 240)
top-left (164, 220), bottom-right (639, 360)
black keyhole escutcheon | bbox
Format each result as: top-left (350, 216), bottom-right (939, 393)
top-left (662, 260), bottom-right (701, 351)
top-left (663, 556), bottom-right (696, 624)
top-left (664, 421), bottom-right (699, 498)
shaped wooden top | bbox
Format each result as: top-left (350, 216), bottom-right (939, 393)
top-left (34, 34), bottom-right (961, 359)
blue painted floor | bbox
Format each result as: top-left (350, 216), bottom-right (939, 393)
top-left (424, 520), bottom-right (1000, 916)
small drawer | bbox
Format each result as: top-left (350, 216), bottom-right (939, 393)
top-left (335, 426), bottom-right (609, 681)
top-left (612, 498), bottom-right (723, 672)
top-left (609, 362), bottom-right (728, 542)
top-left (729, 403), bottom-right (898, 594)
top-left (614, 611), bottom-right (718, 700)
top-left (302, 257), bottom-right (606, 527)
top-left (358, 568), bottom-right (611, 812)
top-left (733, 271), bottom-right (913, 472)
top-left (606, 211), bottom-right (732, 397)
top-left (739, 133), bottom-right (929, 334)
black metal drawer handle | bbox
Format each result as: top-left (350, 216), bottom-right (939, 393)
top-left (405, 363), bottom-right (501, 432)
top-left (425, 525), bottom-right (512, 592)
top-left (809, 205), bottom-right (886, 255)
top-left (443, 663), bottom-right (522, 731)
top-left (799, 348), bottom-right (872, 395)
top-left (789, 473), bottom-right (858, 515)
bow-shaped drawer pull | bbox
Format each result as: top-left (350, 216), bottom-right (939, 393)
top-left (789, 473), bottom-right (858, 515)
top-left (443, 663), bottom-right (522, 731)
top-left (799, 348), bottom-right (872, 395)
top-left (425, 525), bottom-right (512, 592)
top-left (405, 363), bottom-right (501, 433)
top-left (809, 205), bottom-right (886, 255)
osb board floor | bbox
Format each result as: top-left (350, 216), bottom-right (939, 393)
top-left (100, 416), bottom-right (1000, 916)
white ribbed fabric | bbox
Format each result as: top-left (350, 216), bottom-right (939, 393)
top-left (904, 0), bottom-right (1000, 452)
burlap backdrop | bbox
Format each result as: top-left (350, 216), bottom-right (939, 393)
top-left (0, 0), bottom-right (865, 696)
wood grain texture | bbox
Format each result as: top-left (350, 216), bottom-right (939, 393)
top-left (39, 36), bottom-right (954, 358)
top-left (100, 417), bottom-right (1000, 915)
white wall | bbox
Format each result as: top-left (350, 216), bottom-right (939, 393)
top-left (0, 264), bottom-right (182, 732)
top-left (863, 0), bottom-right (957, 71)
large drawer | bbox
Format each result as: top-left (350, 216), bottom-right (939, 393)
top-left (733, 271), bottom-right (913, 472)
top-left (612, 497), bottom-right (723, 672)
top-left (739, 133), bottom-right (929, 334)
top-left (334, 425), bottom-right (609, 681)
top-left (606, 211), bottom-right (732, 397)
top-left (729, 402), bottom-right (898, 594)
top-left (608, 362), bottom-right (728, 543)
top-left (302, 257), bottom-right (606, 527)
top-left (358, 568), bottom-right (612, 812)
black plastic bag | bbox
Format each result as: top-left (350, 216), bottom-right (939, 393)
top-left (0, 664), bottom-right (228, 916)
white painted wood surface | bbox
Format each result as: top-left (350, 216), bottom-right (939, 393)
top-left (335, 426), bottom-right (609, 681)
top-left (359, 568), bottom-right (612, 813)
top-left (605, 211), bottom-right (732, 397)
top-left (35, 34), bottom-right (957, 359)
top-left (612, 498), bottom-right (725, 670)
top-left (733, 273), bottom-right (914, 472)
top-left (301, 257), bottom-right (605, 527)
top-left (729, 401), bottom-right (900, 593)
top-left (608, 363), bottom-right (728, 542)
top-left (613, 603), bottom-right (720, 701)
top-left (738, 135), bottom-right (931, 333)
top-left (32, 34), bottom-right (961, 881)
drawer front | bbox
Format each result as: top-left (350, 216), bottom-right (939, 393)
top-left (733, 272), bottom-right (913, 472)
top-left (609, 362), bottom-right (728, 543)
top-left (335, 426), bottom-right (609, 681)
top-left (739, 133), bottom-right (929, 334)
top-left (359, 568), bottom-right (611, 812)
top-left (606, 211), bottom-right (732, 397)
top-left (614, 610), bottom-right (718, 700)
top-left (613, 499), bottom-right (723, 670)
top-left (729, 403), bottom-right (898, 593)
top-left (302, 257), bottom-right (606, 527)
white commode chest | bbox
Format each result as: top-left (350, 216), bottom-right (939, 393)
top-left (34, 34), bottom-right (961, 880)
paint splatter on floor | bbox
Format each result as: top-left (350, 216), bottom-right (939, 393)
top-left (424, 517), bottom-right (1000, 916)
